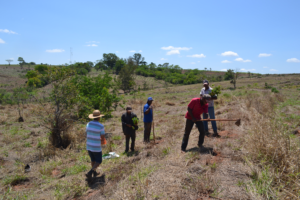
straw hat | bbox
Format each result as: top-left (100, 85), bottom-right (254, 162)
top-left (89, 110), bottom-right (104, 119)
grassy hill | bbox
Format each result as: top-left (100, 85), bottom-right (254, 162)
top-left (0, 65), bottom-right (300, 199)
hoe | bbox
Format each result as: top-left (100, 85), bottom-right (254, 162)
top-left (197, 118), bottom-right (241, 126)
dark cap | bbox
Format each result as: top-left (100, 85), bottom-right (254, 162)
top-left (126, 106), bottom-right (132, 110)
top-left (203, 80), bottom-right (209, 84)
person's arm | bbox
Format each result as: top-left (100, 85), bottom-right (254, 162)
top-left (100, 126), bottom-right (106, 145)
top-left (203, 104), bottom-right (209, 119)
top-left (200, 89), bottom-right (204, 97)
top-left (144, 105), bottom-right (152, 115)
top-left (187, 107), bottom-right (197, 122)
top-left (122, 114), bottom-right (131, 129)
top-left (211, 94), bottom-right (217, 100)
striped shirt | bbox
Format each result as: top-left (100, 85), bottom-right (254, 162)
top-left (86, 120), bottom-right (105, 152)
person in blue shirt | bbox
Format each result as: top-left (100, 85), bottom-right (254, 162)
top-left (143, 97), bottom-right (153, 143)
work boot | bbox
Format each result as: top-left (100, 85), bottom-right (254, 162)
top-left (212, 131), bottom-right (220, 138)
top-left (198, 144), bottom-right (206, 152)
top-left (85, 170), bottom-right (93, 180)
top-left (205, 131), bottom-right (210, 136)
top-left (93, 170), bottom-right (100, 177)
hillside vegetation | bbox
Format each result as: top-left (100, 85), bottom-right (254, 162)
top-left (0, 64), bottom-right (300, 199)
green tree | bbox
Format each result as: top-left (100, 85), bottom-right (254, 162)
top-left (133, 53), bottom-right (145, 66)
top-left (103, 53), bottom-right (119, 70)
top-left (224, 69), bottom-right (234, 80)
top-left (86, 61), bottom-right (94, 68)
top-left (18, 57), bottom-right (25, 69)
top-left (117, 64), bottom-right (137, 93)
top-left (114, 59), bottom-right (126, 75)
top-left (6, 59), bottom-right (13, 66)
top-left (94, 60), bottom-right (107, 71)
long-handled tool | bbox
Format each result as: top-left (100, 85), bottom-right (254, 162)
top-left (152, 107), bottom-right (156, 143)
top-left (197, 118), bottom-right (241, 126)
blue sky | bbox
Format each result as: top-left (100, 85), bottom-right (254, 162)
top-left (1, 0), bottom-right (300, 74)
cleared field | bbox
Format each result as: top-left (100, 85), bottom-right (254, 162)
top-left (0, 66), bottom-right (300, 199)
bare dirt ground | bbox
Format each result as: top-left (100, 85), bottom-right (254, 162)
top-left (1, 68), bottom-right (300, 199)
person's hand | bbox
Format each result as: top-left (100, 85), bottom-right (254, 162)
top-left (149, 106), bottom-right (153, 110)
top-left (204, 113), bottom-right (209, 119)
top-left (127, 124), bottom-right (132, 128)
top-left (192, 117), bottom-right (197, 123)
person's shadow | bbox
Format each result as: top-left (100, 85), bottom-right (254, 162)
top-left (87, 174), bottom-right (106, 189)
top-left (186, 146), bottom-right (214, 155)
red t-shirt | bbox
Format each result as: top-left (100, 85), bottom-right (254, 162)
top-left (185, 98), bottom-right (208, 120)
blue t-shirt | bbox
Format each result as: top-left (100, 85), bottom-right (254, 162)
top-left (143, 103), bottom-right (153, 122)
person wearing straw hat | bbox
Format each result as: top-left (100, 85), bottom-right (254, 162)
top-left (121, 106), bottom-right (139, 152)
top-left (85, 110), bottom-right (106, 180)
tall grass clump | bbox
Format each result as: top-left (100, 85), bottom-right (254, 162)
top-left (244, 95), bottom-right (300, 199)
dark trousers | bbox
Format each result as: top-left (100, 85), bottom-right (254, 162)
top-left (144, 122), bottom-right (152, 143)
top-left (125, 133), bottom-right (136, 152)
top-left (181, 119), bottom-right (205, 151)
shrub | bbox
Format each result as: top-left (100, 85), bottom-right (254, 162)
top-left (271, 87), bottom-right (279, 93)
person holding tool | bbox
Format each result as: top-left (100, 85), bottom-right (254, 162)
top-left (121, 106), bottom-right (139, 152)
top-left (143, 97), bottom-right (154, 143)
top-left (181, 94), bottom-right (210, 153)
top-left (200, 80), bottom-right (219, 137)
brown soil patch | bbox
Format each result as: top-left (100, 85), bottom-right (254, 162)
top-left (13, 183), bottom-right (32, 191)
top-left (52, 168), bottom-right (61, 177)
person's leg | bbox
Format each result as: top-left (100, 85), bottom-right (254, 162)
top-left (144, 122), bottom-right (151, 143)
top-left (125, 134), bottom-right (130, 152)
top-left (131, 132), bottom-right (136, 151)
top-left (86, 151), bottom-right (102, 179)
top-left (144, 123), bottom-right (148, 142)
top-left (209, 107), bottom-right (218, 133)
top-left (181, 119), bottom-right (194, 151)
top-left (196, 121), bottom-right (206, 147)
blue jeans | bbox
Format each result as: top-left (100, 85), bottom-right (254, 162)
top-left (203, 107), bottom-right (217, 132)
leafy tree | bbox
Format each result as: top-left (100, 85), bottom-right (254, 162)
top-left (30, 62), bottom-right (36, 65)
top-left (94, 60), bottom-right (107, 71)
top-left (6, 59), bottom-right (13, 66)
top-left (103, 53), bottom-right (119, 70)
top-left (86, 61), bottom-right (94, 68)
top-left (117, 62), bottom-right (137, 93)
top-left (114, 59), bottom-right (126, 75)
top-left (133, 53), bottom-right (145, 65)
top-left (18, 57), bottom-right (25, 69)
top-left (34, 64), bottom-right (48, 74)
top-left (224, 69), bottom-right (234, 80)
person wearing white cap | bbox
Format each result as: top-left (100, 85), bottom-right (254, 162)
top-left (200, 80), bottom-right (219, 137)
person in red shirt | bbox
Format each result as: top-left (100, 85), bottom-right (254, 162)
top-left (181, 94), bottom-right (211, 152)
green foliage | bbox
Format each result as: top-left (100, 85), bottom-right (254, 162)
top-left (210, 86), bottom-right (221, 96)
top-left (224, 69), bottom-right (234, 80)
top-left (112, 135), bottom-right (122, 140)
top-left (103, 53), bottom-right (119, 69)
top-left (25, 65), bottom-right (49, 87)
top-left (265, 83), bottom-right (272, 89)
top-left (117, 64), bottom-right (137, 93)
top-left (94, 60), bottom-right (107, 71)
top-left (71, 72), bottom-right (122, 118)
top-left (69, 62), bottom-right (92, 75)
top-left (114, 59), bottom-right (126, 75)
top-left (271, 87), bottom-right (279, 93)
top-left (62, 164), bottom-right (88, 175)
top-left (132, 117), bottom-right (139, 130)
top-left (34, 64), bottom-right (48, 74)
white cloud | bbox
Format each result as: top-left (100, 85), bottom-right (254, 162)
top-left (129, 50), bottom-right (136, 53)
top-left (220, 69), bottom-right (227, 71)
top-left (286, 58), bottom-right (300, 63)
top-left (187, 54), bottom-right (206, 58)
top-left (0, 38), bottom-right (5, 44)
top-left (258, 53), bottom-right (272, 57)
top-left (235, 58), bottom-right (251, 62)
top-left (139, 50), bottom-right (142, 52)
top-left (86, 44), bottom-right (98, 47)
top-left (46, 49), bottom-right (65, 53)
top-left (160, 58), bottom-right (167, 60)
top-left (263, 66), bottom-right (268, 68)
top-left (221, 60), bottom-right (231, 63)
top-left (0, 29), bottom-right (17, 34)
top-left (166, 49), bottom-right (180, 55)
top-left (270, 69), bottom-right (278, 72)
top-left (240, 68), bottom-right (256, 72)
top-left (190, 62), bottom-right (196, 64)
top-left (197, 61), bottom-right (201, 63)
top-left (221, 51), bottom-right (238, 57)
top-left (161, 46), bottom-right (192, 55)
top-left (116, 51), bottom-right (119, 53)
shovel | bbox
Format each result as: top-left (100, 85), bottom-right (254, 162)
top-left (197, 118), bottom-right (241, 126)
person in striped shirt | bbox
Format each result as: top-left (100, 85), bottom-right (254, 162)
top-left (85, 110), bottom-right (106, 180)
